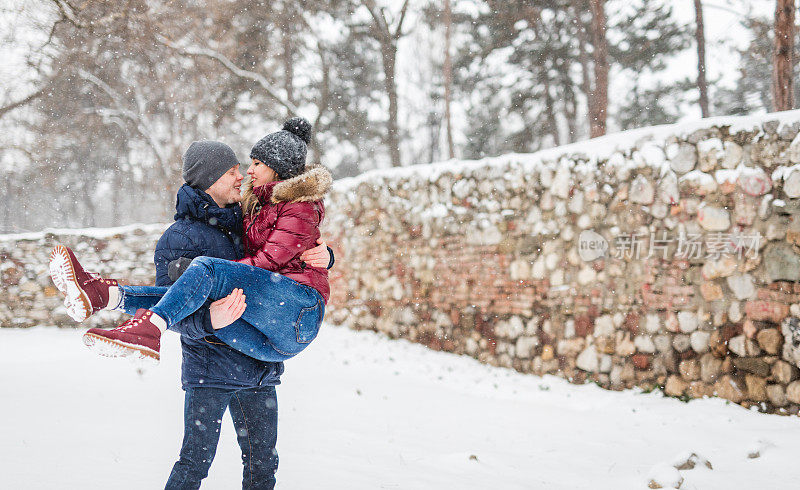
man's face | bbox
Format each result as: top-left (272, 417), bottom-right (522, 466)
top-left (205, 165), bottom-right (244, 206)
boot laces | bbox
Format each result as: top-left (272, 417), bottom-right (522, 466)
top-left (118, 317), bottom-right (143, 332)
top-left (82, 271), bottom-right (115, 289)
top-left (82, 271), bottom-right (102, 286)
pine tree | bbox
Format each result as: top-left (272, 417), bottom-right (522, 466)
top-left (715, 15), bottom-right (800, 115)
top-left (454, 0), bottom-right (691, 157)
top-left (455, 1), bottom-right (582, 157)
top-left (608, 0), bottom-right (692, 129)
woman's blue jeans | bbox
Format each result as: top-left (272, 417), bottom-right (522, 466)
top-left (119, 256), bottom-right (325, 362)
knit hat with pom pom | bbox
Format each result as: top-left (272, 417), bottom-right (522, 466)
top-left (249, 117), bottom-right (312, 180)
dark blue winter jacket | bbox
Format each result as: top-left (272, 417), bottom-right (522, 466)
top-left (154, 184), bottom-right (284, 389)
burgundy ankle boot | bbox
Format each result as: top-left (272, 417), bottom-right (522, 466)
top-left (83, 309), bottom-right (162, 361)
top-left (49, 244), bottom-right (119, 322)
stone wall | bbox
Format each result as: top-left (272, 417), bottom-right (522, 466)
top-left (0, 224), bottom-right (167, 328)
top-left (321, 112), bottom-right (800, 414)
top-left (6, 113), bottom-right (800, 413)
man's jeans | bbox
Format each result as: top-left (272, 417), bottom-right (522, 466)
top-left (119, 256), bottom-right (325, 362)
top-left (164, 385), bottom-right (279, 490)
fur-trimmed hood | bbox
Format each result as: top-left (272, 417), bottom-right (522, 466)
top-left (253, 164), bottom-right (332, 204)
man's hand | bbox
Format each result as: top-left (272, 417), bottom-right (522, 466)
top-left (167, 256), bottom-right (193, 282)
top-left (209, 288), bottom-right (247, 330)
top-left (300, 238), bottom-right (331, 268)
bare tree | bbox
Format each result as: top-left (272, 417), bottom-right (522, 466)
top-left (694, 0), bottom-right (709, 117)
top-left (358, 0), bottom-right (411, 167)
top-left (280, 4), bottom-right (298, 106)
top-left (589, 0), bottom-right (608, 138)
top-left (158, 37), bottom-right (301, 116)
top-left (157, 18), bottom-right (335, 165)
top-left (772, 0), bottom-right (795, 111)
top-left (24, 1), bottom-right (244, 221)
top-left (77, 69), bottom-right (184, 188)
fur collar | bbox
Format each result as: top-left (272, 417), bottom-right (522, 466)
top-left (269, 165), bottom-right (332, 203)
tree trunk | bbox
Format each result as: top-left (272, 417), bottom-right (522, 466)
top-left (81, 179), bottom-right (97, 227)
top-left (2, 178), bottom-right (11, 232)
top-left (427, 110), bottom-right (440, 162)
top-left (589, 0), bottom-right (608, 138)
top-left (310, 48), bottom-right (332, 166)
top-left (772, 0), bottom-right (795, 112)
top-left (694, 0), bottom-right (709, 117)
top-left (443, 0), bottom-right (455, 159)
top-left (576, 11), bottom-right (592, 141)
top-left (112, 161), bottom-right (121, 226)
top-left (281, 10), bottom-right (295, 106)
top-left (531, 19), bottom-right (561, 146)
top-left (541, 65), bottom-right (561, 147)
top-left (564, 84), bottom-right (578, 143)
top-left (361, 0), bottom-right (409, 166)
top-left (380, 39), bottom-right (402, 167)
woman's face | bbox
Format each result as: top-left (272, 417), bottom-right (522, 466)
top-left (247, 158), bottom-right (277, 187)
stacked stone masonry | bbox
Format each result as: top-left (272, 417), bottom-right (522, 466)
top-left (6, 116), bottom-right (800, 413)
top-left (0, 225), bottom-right (167, 329)
top-left (322, 115), bottom-right (800, 415)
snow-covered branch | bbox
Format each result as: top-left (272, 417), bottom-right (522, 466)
top-left (394, 0), bottom-right (411, 39)
top-left (51, 0), bottom-right (85, 28)
top-left (77, 70), bottom-right (169, 170)
top-left (156, 35), bottom-right (301, 117)
top-left (0, 87), bottom-right (46, 119)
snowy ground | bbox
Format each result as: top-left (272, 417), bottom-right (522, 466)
top-left (2, 325), bottom-right (800, 489)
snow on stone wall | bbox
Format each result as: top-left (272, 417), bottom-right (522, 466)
top-left (321, 111), bottom-right (800, 414)
top-left (6, 112), bottom-right (800, 412)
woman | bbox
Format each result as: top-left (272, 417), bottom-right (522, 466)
top-left (49, 117), bottom-right (332, 363)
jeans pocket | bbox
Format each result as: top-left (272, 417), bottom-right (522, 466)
top-left (294, 300), bottom-right (323, 344)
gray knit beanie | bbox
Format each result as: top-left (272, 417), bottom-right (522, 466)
top-left (182, 141), bottom-right (240, 190)
top-left (249, 117), bottom-right (312, 180)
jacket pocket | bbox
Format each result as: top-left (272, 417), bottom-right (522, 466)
top-left (294, 299), bottom-right (323, 344)
top-left (182, 340), bottom-right (211, 383)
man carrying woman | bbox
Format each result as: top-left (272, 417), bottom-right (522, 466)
top-left (49, 117), bottom-right (333, 489)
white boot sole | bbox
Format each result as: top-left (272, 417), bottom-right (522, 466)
top-left (49, 245), bottom-right (92, 322)
top-left (82, 332), bottom-right (160, 363)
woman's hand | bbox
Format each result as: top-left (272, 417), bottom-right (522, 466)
top-left (209, 288), bottom-right (247, 330)
top-left (300, 238), bottom-right (330, 268)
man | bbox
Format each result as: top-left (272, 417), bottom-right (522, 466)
top-left (49, 139), bottom-right (332, 488)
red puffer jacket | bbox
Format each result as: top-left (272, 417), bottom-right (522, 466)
top-left (236, 165), bottom-right (332, 303)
